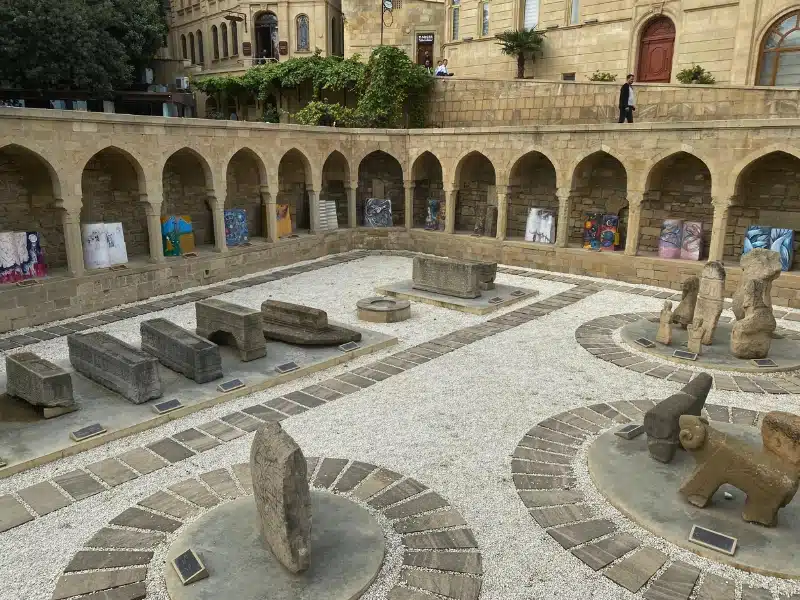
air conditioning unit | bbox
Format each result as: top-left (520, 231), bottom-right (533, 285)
top-left (175, 77), bottom-right (190, 90)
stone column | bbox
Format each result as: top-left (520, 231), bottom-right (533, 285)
top-left (62, 208), bottom-right (85, 277)
top-left (308, 188), bottom-right (321, 233)
top-left (209, 193), bottom-right (228, 253)
top-left (261, 185), bottom-right (277, 243)
top-left (624, 190), bottom-right (644, 256)
top-left (144, 200), bottom-right (165, 263)
top-left (346, 184), bottom-right (357, 228)
top-left (444, 189), bottom-right (456, 234)
top-left (729, 3), bottom-right (758, 85)
top-left (555, 188), bottom-right (571, 248)
top-left (403, 180), bottom-right (415, 230)
top-left (708, 199), bottom-right (731, 262)
top-left (496, 186), bottom-right (508, 241)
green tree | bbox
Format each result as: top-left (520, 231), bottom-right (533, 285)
top-left (495, 28), bottom-right (545, 79)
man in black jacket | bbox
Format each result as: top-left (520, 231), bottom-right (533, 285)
top-left (618, 74), bottom-right (635, 123)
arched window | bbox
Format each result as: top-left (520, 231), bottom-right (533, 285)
top-left (255, 12), bottom-right (279, 59)
top-left (450, 0), bottom-right (460, 41)
top-left (181, 34), bottom-right (188, 60)
top-left (758, 11), bottom-right (800, 86)
top-left (231, 21), bottom-right (239, 55)
top-left (212, 25), bottom-right (219, 60)
top-left (221, 23), bottom-right (229, 58)
top-left (196, 30), bottom-right (204, 63)
top-left (296, 14), bottom-right (310, 51)
top-left (188, 32), bottom-right (196, 64)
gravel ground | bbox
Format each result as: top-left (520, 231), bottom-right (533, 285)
top-left (0, 255), bottom-right (797, 600)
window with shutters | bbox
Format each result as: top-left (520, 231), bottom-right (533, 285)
top-left (523, 0), bottom-right (539, 30)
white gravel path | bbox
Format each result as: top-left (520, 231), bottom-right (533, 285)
top-left (0, 255), bottom-right (797, 600)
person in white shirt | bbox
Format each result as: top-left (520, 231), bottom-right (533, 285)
top-left (618, 73), bottom-right (635, 123)
top-left (435, 59), bottom-right (453, 77)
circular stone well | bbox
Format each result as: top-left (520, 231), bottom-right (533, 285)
top-left (620, 318), bottom-right (800, 373)
top-left (165, 491), bottom-right (385, 600)
top-left (588, 423), bottom-right (800, 579)
top-left (356, 296), bottom-right (411, 323)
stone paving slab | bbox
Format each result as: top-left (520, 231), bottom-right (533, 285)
top-left (525, 426), bottom-right (583, 447)
top-left (52, 567), bottom-right (147, 600)
top-left (511, 460), bottom-right (573, 476)
top-left (53, 469), bottom-right (106, 501)
top-left (352, 469), bottom-right (403, 500)
top-left (117, 448), bottom-right (168, 475)
top-left (530, 505), bottom-right (594, 528)
top-left (394, 508), bottom-right (467, 533)
top-left (85, 528), bottom-right (166, 549)
top-left (403, 551), bottom-right (483, 575)
top-left (146, 438), bottom-right (196, 463)
top-left (86, 459), bottom-right (138, 487)
top-left (284, 390), bottom-right (326, 407)
top-left (741, 588), bottom-right (773, 600)
top-left (65, 550), bottom-right (154, 572)
top-left (220, 411), bottom-right (263, 432)
top-left (301, 384), bottom-right (344, 401)
top-left (401, 569), bottom-right (481, 600)
top-left (319, 378), bottom-right (361, 395)
top-left (512, 447), bottom-right (572, 464)
top-left (242, 403), bottom-right (286, 421)
top-left (383, 491), bottom-right (449, 519)
top-left (264, 397), bottom-right (307, 416)
top-left (369, 478), bottom-right (428, 509)
top-left (231, 463), bottom-right (253, 494)
top-left (547, 519), bottom-right (616, 549)
top-left (517, 435), bottom-right (575, 455)
top-left (512, 474), bottom-right (577, 490)
top-left (730, 407), bottom-right (758, 426)
top-left (695, 574), bottom-right (735, 600)
top-left (172, 428), bottom-right (220, 453)
top-left (169, 479), bottom-right (219, 508)
top-left (18, 481), bottom-right (71, 516)
top-left (0, 495), bottom-right (33, 532)
top-left (403, 529), bottom-right (478, 549)
top-left (313, 458), bottom-right (349, 488)
top-left (643, 561), bottom-right (700, 600)
top-left (333, 461), bottom-right (377, 493)
top-left (196, 420), bottom-right (244, 442)
top-left (139, 491), bottom-right (199, 519)
top-left (703, 404), bottom-right (730, 423)
top-left (110, 507), bottom-right (182, 532)
top-left (571, 533), bottom-right (640, 571)
top-left (517, 490), bottom-right (585, 508)
top-left (604, 547), bottom-right (668, 592)
top-left (200, 469), bottom-right (239, 499)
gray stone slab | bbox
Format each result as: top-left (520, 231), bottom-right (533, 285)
top-left (525, 426), bottom-right (582, 447)
top-left (730, 407), bottom-right (758, 426)
top-left (366, 361), bottom-right (405, 375)
top-left (384, 491), bottom-right (449, 519)
top-left (172, 428), bottom-right (220, 453)
top-left (313, 458), bottom-right (349, 489)
top-left (139, 490), bottom-right (199, 519)
top-left (196, 419), bottom-right (244, 442)
top-left (518, 436), bottom-right (575, 455)
top-left (333, 461), bottom-right (377, 493)
top-left (84, 527), bottom-right (166, 549)
top-left (538, 418), bottom-right (588, 439)
top-left (221, 411), bottom-right (263, 432)
top-left (512, 474), bottom-right (576, 489)
top-left (65, 550), bottom-right (154, 572)
top-left (518, 490), bottom-right (585, 508)
top-left (86, 458), bottom-right (138, 487)
top-left (394, 508), bottom-right (466, 533)
top-left (146, 438), bottom-right (195, 463)
top-left (403, 529), bottom-right (478, 549)
top-left (571, 533), bottom-right (640, 571)
top-left (643, 561), bottom-right (700, 600)
top-left (51, 567), bottom-right (147, 600)
top-left (547, 519), bottom-right (616, 549)
top-left (608, 401), bottom-right (646, 421)
top-left (110, 507), bottom-right (183, 532)
top-left (404, 551), bottom-right (483, 575)
top-left (0, 495), bottom-right (33, 532)
top-left (242, 403), bottom-right (286, 421)
top-left (169, 479), bottom-right (219, 508)
top-left (401, 569), bottom-right (481, 600)
top-left (734, 377), bottom-right (764, 394)
top-left (263, 397), bottom-right (307, 416)
top-left (513, 448), bottom-right (573, 464)
top-left (118, 447), bottom-right (167, 475)
top-left (369, 478), bottom-right (428, 509)
top-left (511, 459), bottom-right (573, 476)
top-left (140, 318), bottom-right (223, 384)
top-left (741, 588), bottom-right (773, 600)
top-left (604, 547), bottom-right (668, 592)
top-left (53, 469), bottom-right (106, 500)
top-left (695, 573), bottom-right (735, 600)
top-left (232, 463), bottom-right (253, 494)
top-left (352, 468), bottom-right (404, 500)
top-left (530, 504), bottom-right (594, 528)
top-left (200, 469), bottom-right (240, 499)
top-left (319, 378), bottom-right (361, 395)
top-left (703, 404), bottom-right (730, 423)
top-left (351, 366), bottom-right (392, 382)
top-left (336, 372), bottom-right (377, 389)
top-left (195, 298), bottom-right (266, 361)
top-left (17, 481), bottom-right (71, 516)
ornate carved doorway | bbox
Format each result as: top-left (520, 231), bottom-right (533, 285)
top-left (637, 17), bottom-right (675, 83)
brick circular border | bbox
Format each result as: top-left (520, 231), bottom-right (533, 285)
top-left (512, 404), bottom-right (779, 599)
top-left (50, 457), bottom-right (483, 600)
top-left (575, 312), bottom-right (800, 395)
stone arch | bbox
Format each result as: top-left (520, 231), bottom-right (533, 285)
top-left (726, 150), bottom-right (800, 270)
top-left (569, 150), bottom-right (628, 249)
top-left (357, 151), bottom-right (405, 227)
top-left (410, 151), bottom-right (444, 229)
top-left (453, 151), bottom-right (496, 234)
top-left (0, 144), bottom-right (67, 271)
top-left (226, 147), bottom-right (269, 238)
top-left (639, 151), bottom-right (713, 258)
top-left (162, 147), bottom-right (216, 248)
top-left (507, 151), bottom-right (558, 241)
top-left (278, 148), bottom-right (313, 232)
top-left (321, 150), bottom-right (350, 228)
top-left (80, 146), bottom-right (151, 264)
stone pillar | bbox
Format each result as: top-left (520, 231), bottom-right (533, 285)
top-left (261, 185), bottom-right (277, 243)
top-left (308, 188), bottom-right (321, 233)
top-left (209, 194), bottom-right (228, 253)
top-left (624, 191), bottom-right (645, 256)
top-left (347, 184), bottom-right (357, 228)
top-left (496, 186), bottom-right (508, 241)
top-left (708, 199), bottom-right (731, 262)
top-left (729, 3), bottom-right (758, 85)
top-left (444, 189), bottom-right (456, 234)
top-left (555, 188), bottom-right (571, 248)
top-left (404, 180), bottom-right (415, 230)
top-left (144, 201), bottom-right (165, 263)
top-left (62, 208), bottom-right (85, 277)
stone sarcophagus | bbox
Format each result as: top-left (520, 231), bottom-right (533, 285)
top-left (412, 256), bottom-right (497, 299)
top-left (140, 318), bottom-right (223, 383)
top-left (67, 332), bottom-right (162, 404)
top-left (5, 352), bottom-right (76, 418)
top-left (195, 299), bottom-right (266, 362)
top-left (261, 300), bottom-right (361, 346)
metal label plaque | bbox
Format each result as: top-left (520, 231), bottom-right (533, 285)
top-left (153, 399), bottom-right (183, 415)
top-left (689, 525), bottom-right (737, 556)
top-left (673, 350), bottom-right (698, 361)
top-left (488, 297), bottom-right (504, 304)
top-left (752, 358), bottom-right (778, 368)
top-left (634, 337), bottom-right (656, 348)
top-left (338, 342), bottom-right (360, 353)
top-left (510, 290), bottom-right (526, 297)
top-left (70, 423), bottom-right (107, 442)
top-left (615, 423), bottom-right (645, 440)
top-left (276, 361), bottom-right (299, 374)
top-left (16, 280), bottom-right (40, 287)
top-left (217, 378), bottom-right (245, 393)
top-left (172, 548), bottom-right (209, 585)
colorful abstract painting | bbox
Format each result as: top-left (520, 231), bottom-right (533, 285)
top-left (425, 199), bottom-right (439, 230)
top-left (364, 198), bottom-right (392, 228)
top-left (224, 209), bottom-right (249, 247)
top-left (680, 221), bottom-right (703, 261)
top-left (105, 222), bottom-right (128, 266)
top-left (0, 231), bottom-right (47, 282)
top-left (599, 214), bottom-right (619, 252)
top-left (524, 208), bottom-right (556, 244)
top-left (161, 215), bottom-right (195, 257)
top-left (22, 232), bottom-right (46, 278)
top-left (438, 201), bottom-right (446, 231)
top-left (769, 228), bottom-right (794, 271)
top-left (583, 212), bottom-right (601, 249)
top-left (658, 219), bottom-right (683, 259)
top-left (0, 232), bottom-right (21, 283)
top-left (276, 204), bottom-right (293, 238)
top-left (743, 225), bottom-right (770, 254)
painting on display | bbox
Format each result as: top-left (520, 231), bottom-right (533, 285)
top-left (769, 228), bottom-right (794, 271)
top-left (22, 232), bottom-right (46, 278)
top-left (0, 231), bottom-right (47, 283)
top-left (276, 204), bottom-right (293, 238)
top-left (224, 209), bottom-right (249, 247)
top-left (658, 219), bottom-right (683, 259)
top-left (82, 223), bottom-right (112, 269)
top-left (524, 208), bottom-right (556, 244)
top-left (364, 198), bottom-right (392, 228)
top-left (0, 232), bottom-right (21, 283)
top-left (680, 221), bottom-right (703, 261)
top-left (105, 222), bottom-right (128, 266)
top-left (598, 214), bottom-right (619, 252)
top-left (583, 212), bottom-right (602, 249)
top-left (161, 215), bottom-right (195, 257)
top-left (425, 199), bottom-right (439, 230)
top-left (743, 225), bottom-right (770, 254)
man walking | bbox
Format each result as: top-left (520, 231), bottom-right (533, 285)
top-left (618, 74), bottom-right (635, 123)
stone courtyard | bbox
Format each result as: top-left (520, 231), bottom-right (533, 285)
top-left (1, 251), bottom-right (799, 600)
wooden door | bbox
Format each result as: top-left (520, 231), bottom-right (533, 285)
top-left (637, 17), bottom-right (675, 82)
top-left (417, 42), bottom-right (433, 65)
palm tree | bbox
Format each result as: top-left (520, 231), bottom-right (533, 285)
top-left (495, 28), bottom-right (545, 79)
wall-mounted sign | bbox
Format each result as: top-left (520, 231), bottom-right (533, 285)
top-left (279, 41), bottom-right (288, 55)
top-left (417, 33), bottom-right (434, 43)
top-left (242, 42), bottom-right (252, 56)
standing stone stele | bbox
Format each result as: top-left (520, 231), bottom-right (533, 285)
top-left (672, 276), bottom-right (699, 329)
top-left (691, 261), bottom-right (726, 345)
top-left (656, 300), bottom-right (673, 345)
top-left (730, 280), bottom-right (776, 359)
top-left (687, 318), bottom-right (704, 355)
top-left (250, 421), bottom-right (311, 574)
top-left (732, 248), bottom-right (782, 321)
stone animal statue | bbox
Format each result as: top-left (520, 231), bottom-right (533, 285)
top-left (692, 261), bottom-right (726, 345)
top-left (672, 276), bottom-right (699, 329)
top-left (730, 279), bottom-right (776, 359)
top-left (656, 300), bottom-right (673, 345)
top-left (678, 412), bottom-right (800, 527)
top-left (643, 373), bottom-right (712, 463)
top-left (732, 248), bottom-right (781, 321)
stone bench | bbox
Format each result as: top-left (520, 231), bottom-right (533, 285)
top-left (67, 332), bottom-right (162, 404)
top-left (261, 300), bottom-right (361, 346)
top-left (196, 299), bottom-right (266, 361)
top-left (141, 318), bottom-right (223, 384)
top-left (5, 352), bottom-right (76, 418)
top-left (412, 256), bottom-right (497, 299)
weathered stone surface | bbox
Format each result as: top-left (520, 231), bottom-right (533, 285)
top-left (763, 411), bottom-right (800, 466)
top-left (261, 299), bottom-right (361, 346)
top-left (644, 373), bottom-right (712, 463)
top-left (604, 547), bottom-right (667, 593)
top-left (333, 461), bottom-right (376, 492)
top-left (656, 301), bottom-right (673, 345)
top-left (678, 413), bottom-right (800, 526)
top-left (695, 573), bottom-right (735, 600)
top-left (140, 318), bottom-right (223, 383)
top-left (672, 276), bottom-right (699, 329)
top-left (147, 438), bottom-right (195, 463)
top-left (84, 527), bottom-right (165, 549)
top-left (78, 582), bottom-right (146, 600)
top-left (250, 421), bottom-right (311, 573)
top-left (200, 468), bottom-right (240, 499)
top-left (530, 504), bottom-right (594, 528)
top-left (401, 569), bottom-right (481, 600)
top-left (195, 298), bottom-right (266, 361)
top-left (110, 507), bottom-right (182, 532)
top-left (357, 296), bottom-right (412, 323)
top-left (687, 318), bottom-right (705, 355)
top-left (51, 567), bottom-right (147, 600)
top-left (692, 261), bottom-right (725, 345)
top-left (17, 481), bottom-right (71, 515)
top-left (5, 352), bottom-right (75, 415)
top-left (403, 550), bottom-right (483, 575)
top-left (65, 550), bottom-right (153, 572)
top-left (570, 533), bottom-right (640, 571)
top-left (547, 519), bottom-right (616, 549)
top-left (643, 561), bottom-right (700, 600)
top-left (117, 448), bottom-right (167, 475)
top-left (394, 508), bottom-right (466, 533)
top-left (403, 529), bottom-right (478, 549)
top-left (412, 256), bottom-right (497, 299)
top-left (67, 332), bottom-right (162, 404)
top-left (53, 469), bottom-right (105, 500)
top-left (733, 248), bottom-right (782, 320)
top-left (384, 491), bottom-right (449, 519)
top-left (730, 280), bottom-right (776, 359)
top-left (86, 459), bottom-right (138, 487)
top-left (0, 495), bottom-right (33, 532)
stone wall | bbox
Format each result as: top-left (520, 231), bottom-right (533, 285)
top-left (411, 151), bottom-right (444, 228)
top-left (226, 151), bottom-right (264, 237)
top-left (358, 151), bottom-right (405, 226)
top-left (568, 154), bottom-right (627, 247)
top-left (278, 152), bottom-right (310, 231)
top-left (321, 151), bottom-right (350, 227)
top-left (455, 153), bottom-right (495, 232)
top-left (507, 153), bottom-right (558, 239)
top-left (163, 152), bottom-right (215, 246)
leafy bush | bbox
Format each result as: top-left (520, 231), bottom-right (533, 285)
top-left (293, 101), bottom-right (360, 127)
top-left (261, 103), bottom-right (280, 123)
top-left (589, 71), bottom-right (617, 82)
top-left (676, 65), bottom-right (716, 84)
top-left (495, 28), bottom-right (546, 79)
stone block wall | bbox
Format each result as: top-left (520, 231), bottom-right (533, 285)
top-left (162, 152), bottom-right (215, 246)
top-left (507, 153), bottom-right (558, 238)
top-left (455, 153), bottom-right (495, 232)
top-left (568, 154), bottom-right (627, 246)
top-left (226, 151), bottom-right (264, 237)
top-left (278, 152), bottom-right (310, 231)
top-left (357, 152), bottom-right (405, 226)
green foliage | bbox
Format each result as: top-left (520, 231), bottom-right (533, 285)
top-left (589, 71), bottom-right (617, 82)
top-left (261, 103), bottom-right (280, 123)
top-left (0, 0), bottom-right (167, 94)
top-left (293, 101), bottom-right (359, 127)
top-left (495, 28), bottom-right (546, 78)
top-left (676, 65), bottom-right (716, 84)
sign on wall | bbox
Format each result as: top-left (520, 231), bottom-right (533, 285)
top-left (417, 33), bottom-right (434, 43)
top-left (279, 41), bottom-right (288, 55)
top-left (242, 42), bottom-right (252, 56)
